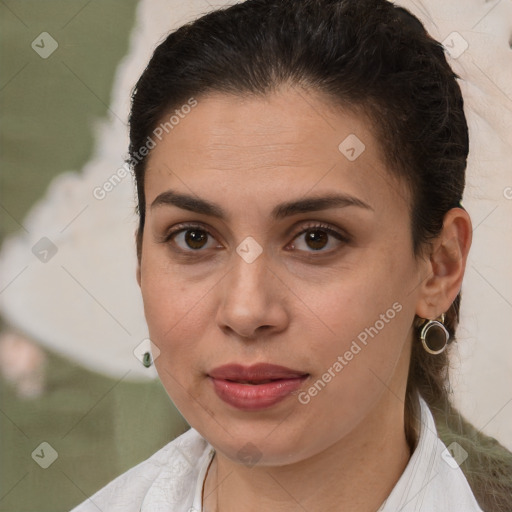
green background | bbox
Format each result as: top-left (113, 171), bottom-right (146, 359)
top-left (0, 2), bottom-right (189, 511)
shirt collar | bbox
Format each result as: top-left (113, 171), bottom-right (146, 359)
top-left (379, 394), bottom-right (482, 511)
top-left (142, 394), bottom-right (481, 512)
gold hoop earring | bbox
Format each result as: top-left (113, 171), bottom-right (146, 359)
top-left (419, 313), bottom-right (449, 355)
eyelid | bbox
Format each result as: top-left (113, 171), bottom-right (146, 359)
top-left (161, 221), bottom-right (220, 244)
top-left (290, 221), bottom-right (350, 243)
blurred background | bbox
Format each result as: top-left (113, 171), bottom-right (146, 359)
top-left (0, 1), bottom-right (511, 511)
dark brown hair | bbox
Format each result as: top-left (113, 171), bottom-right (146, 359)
top-left (128, 1), bottom-right (512, 509)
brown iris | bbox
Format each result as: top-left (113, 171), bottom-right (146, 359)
top-left (304, 229), bottom-right (328, 250)
top-left (185, 229), bottom-right (208, 249)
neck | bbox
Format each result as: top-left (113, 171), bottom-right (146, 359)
top-left (202, 392), bottom-right (412, 512)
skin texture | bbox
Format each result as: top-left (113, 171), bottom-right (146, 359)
top-left (136, 85), bottom-right (472, 512)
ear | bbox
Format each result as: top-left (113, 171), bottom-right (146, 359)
top-left (135, 228), bottom-right (142, 288)
top-left (416, 207), bottom-right (472, 319)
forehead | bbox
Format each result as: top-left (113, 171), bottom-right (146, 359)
top-left (144, 86), bottom-right (408, 215)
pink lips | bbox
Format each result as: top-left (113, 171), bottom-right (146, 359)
top-left (208, 363), bottom-right (309, 411)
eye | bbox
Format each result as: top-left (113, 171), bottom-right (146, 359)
top-left (287, 222), bottom-right (349, 253)
top-left (164, 223), bottom-right (220, 252)
top-left (162, 222), bottom-right (349, 255)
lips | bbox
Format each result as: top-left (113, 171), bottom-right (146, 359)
top-left (208, 363), bottom-right (309, 411)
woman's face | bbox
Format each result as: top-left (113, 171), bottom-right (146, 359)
top-left (138, 86), bottom-right (426, 465)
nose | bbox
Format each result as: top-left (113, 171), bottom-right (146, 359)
top-left (215, 245), bottom-right (289, 341)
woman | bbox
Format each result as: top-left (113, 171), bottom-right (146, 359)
top-left (70, 0), bottom-right (512, 510)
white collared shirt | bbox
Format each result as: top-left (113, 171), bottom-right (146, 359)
top-left (70, 395), bottom-right (484, 511)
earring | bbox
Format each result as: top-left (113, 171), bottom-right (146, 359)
top-left (419, 313), bottom-right (449, 355)
top-left (142, 351), bottom-right (153, 368)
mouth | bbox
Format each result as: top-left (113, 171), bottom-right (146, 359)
top-left (207, 363), bottom-right (309, 410)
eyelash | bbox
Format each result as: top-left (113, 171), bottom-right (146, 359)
top-left (162, 221), bottom-right (350, 257)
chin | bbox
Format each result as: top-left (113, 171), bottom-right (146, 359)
top-left (195, 417), bottom-right (318, 467)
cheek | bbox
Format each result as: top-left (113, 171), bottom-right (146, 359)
top-left (139, 250), bottom-right (204, 359)
top-left (295, 249), bottom-right (414, 382)
top-left (140, 238), bottom-right (205, 324)
top-left (300, 256), bottom-right (408, 337)
top-left (140, 262), bottom-right (212, 413)
top-left (291, 273), bottom-right (411, 439)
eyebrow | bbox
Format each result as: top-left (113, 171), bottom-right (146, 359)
top-left (150, 189), bottom-right (373, 220)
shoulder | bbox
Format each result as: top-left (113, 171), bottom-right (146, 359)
top-left (69, 427), bottom-right (209, 512)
